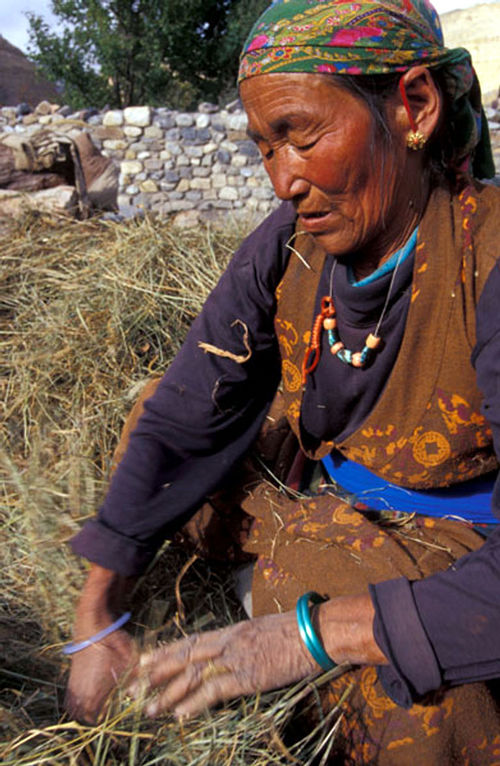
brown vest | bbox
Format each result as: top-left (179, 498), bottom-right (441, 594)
top-left (275, 182), bottom-right (500, 489)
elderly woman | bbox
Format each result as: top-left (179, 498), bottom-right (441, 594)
top-left (64, 0), bottom-right (500, 762)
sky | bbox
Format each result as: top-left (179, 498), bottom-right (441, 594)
top-left (0, 0), bottom-right (498, 53)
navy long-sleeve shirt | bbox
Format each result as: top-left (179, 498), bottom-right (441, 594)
top-left (71, 200), bottom-right (500, 705)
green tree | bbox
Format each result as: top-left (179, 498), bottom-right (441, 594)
top-left (27, 0), bottom-right (269, 110)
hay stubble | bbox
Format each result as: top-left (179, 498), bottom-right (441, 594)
top-left (0, 212), bottom-right (343, 764)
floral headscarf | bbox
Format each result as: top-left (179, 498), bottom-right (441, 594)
top-left (238, 0), bottom-right (494, 179)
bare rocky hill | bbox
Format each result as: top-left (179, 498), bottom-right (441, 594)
top-left (441, 2), bottom-right (500, 102)
top-left (0, 35), bottom-right (59, 107)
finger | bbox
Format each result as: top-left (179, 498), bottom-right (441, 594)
top-left (142, 661), bottom-right (206, 713)
top-left (64, 689), bottom-right (88, 723)
top-left (143, 631), bottom-right (226, 671)
top-left (64, 687), bottom-right (105, 725)
top-left (147, 672), bottom-right (241, 719)
top-left (131, 635), bottom-right (223, 694)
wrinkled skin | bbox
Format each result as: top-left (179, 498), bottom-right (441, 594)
top-left (131, 594), bottom-right (385, 719)
top-left (130, 611), bottom-right (318, 718)
top-left (240, 67), bottom-right (440, 278)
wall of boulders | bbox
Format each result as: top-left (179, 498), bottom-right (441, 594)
top-left (485, 104), bottom-right (500, 177)
top-left (0, 99), bottom-right (277, 223)
top-left (1, 97), bottom-right (500, 223)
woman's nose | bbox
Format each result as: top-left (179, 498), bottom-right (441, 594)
top-left (269, 152), bottom-right (309, 201)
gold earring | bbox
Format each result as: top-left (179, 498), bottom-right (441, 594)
top-left (406, 130), bottom-right (426, 150)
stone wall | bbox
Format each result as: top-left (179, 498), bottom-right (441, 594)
top-left (0, 100), bottom-right (277, 223)
top-left (1, 94), bottom-right (499, 224)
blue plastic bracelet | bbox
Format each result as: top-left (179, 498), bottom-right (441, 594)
top-left (296, 592), bottom-right (336, 671)
top-left (62, 611), bottom-right (132, 655)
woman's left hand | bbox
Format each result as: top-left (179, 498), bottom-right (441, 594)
top-left (129, 610), bottom-right (319, 718)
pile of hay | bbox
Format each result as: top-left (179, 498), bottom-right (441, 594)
top-left (0, 212), bottom-right (343, 765)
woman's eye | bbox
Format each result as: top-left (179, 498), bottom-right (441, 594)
top-left (296, 140), bottom-right (316, 152)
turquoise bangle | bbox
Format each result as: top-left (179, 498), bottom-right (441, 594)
top-left (296, 591), bottom-right (336, 671)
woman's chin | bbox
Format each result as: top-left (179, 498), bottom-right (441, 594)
top-left (303, 228), bottom-right (354, 258)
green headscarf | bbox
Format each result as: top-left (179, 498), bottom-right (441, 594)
top-left (239, 0), bottom-right (494, 179)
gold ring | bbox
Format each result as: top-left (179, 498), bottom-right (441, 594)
top-left (200, 659), bottom-right (229, 683)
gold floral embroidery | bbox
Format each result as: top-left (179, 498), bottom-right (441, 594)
top-left (476, 428), bottom-right (493, 448)
top-left (387, 737), bottom-right (415, 750)
top-left (350, 534), bottom-right (385, 552)
top-left (438, 392), bottom-right (486, 434)
top-left (286, 399), bottom-right (301, 422)
top-left (361, 424), bottom-right (395, 439)
top-left (333, 504), bottom-right (364, 526)
top-left (258, 556), bottom-right (294, 587)
top-left (359, 667), bottom-right (397, 718)
top-left (459, 192), bottom-right (478, 215)
top-left (412, 430), bottom-right (451, 467)
top-left (385, 437), bottom-right (408, 456)
top-left (275, 279), bottom-right (284, 303)
top-left (275, 318), bottom-right (299, 358)
top-left (408, 696), bottom-right (454, 737)
top-left (349, 743), bottom-right (380, 763)
top-left (404, 471), bottom-right (429, 486)
top-left (282, 359), bottom-right (302, 392)
top-left (344, 445), bottom-right (377, 466)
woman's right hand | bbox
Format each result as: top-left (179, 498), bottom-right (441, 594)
top-left (64, 565), bottom-right (138, 724)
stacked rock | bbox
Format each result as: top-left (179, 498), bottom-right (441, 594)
top-left (0, 100), bottom-right (278, 222)
top-left (485, 103), bottom-right (500, 186)
top-left (2, 95), bottom-right (499, 218)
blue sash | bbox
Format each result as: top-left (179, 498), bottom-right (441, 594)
top-left (322, 451), bottom-right (498, 525)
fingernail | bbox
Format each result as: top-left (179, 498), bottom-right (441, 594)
top-left (127, 682), bottom-right (139, 698)
top-left (146, 701), bottom-right (158, 718)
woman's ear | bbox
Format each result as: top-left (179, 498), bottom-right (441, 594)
top-left (399, 66), bottom-right (442, 141)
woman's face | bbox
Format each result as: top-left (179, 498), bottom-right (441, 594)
top-left (240, 73), bottom-right (418, 263)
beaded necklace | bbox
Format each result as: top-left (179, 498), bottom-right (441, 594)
top-left (301, 242), bottom-right (408, 385)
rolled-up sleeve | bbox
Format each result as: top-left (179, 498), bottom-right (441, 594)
top-left (371, 526), bottom-right (500, 707)
top-left (370, 578), bottom-right (441, 708)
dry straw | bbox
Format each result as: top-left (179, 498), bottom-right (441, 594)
top-left (0, 210), bottom-right (344, 764)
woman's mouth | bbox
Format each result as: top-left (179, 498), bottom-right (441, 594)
top-left (297, 210), bottom-right (334, 231)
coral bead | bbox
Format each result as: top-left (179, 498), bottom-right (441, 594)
top-left (351, 352), bottom-right (364, 368)
top-left (330, 341), bottom-right (344, 354)
top-left (365, 333), bottom-right (381, 350)
top-left (323, 317), bottom-right (337, 330)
